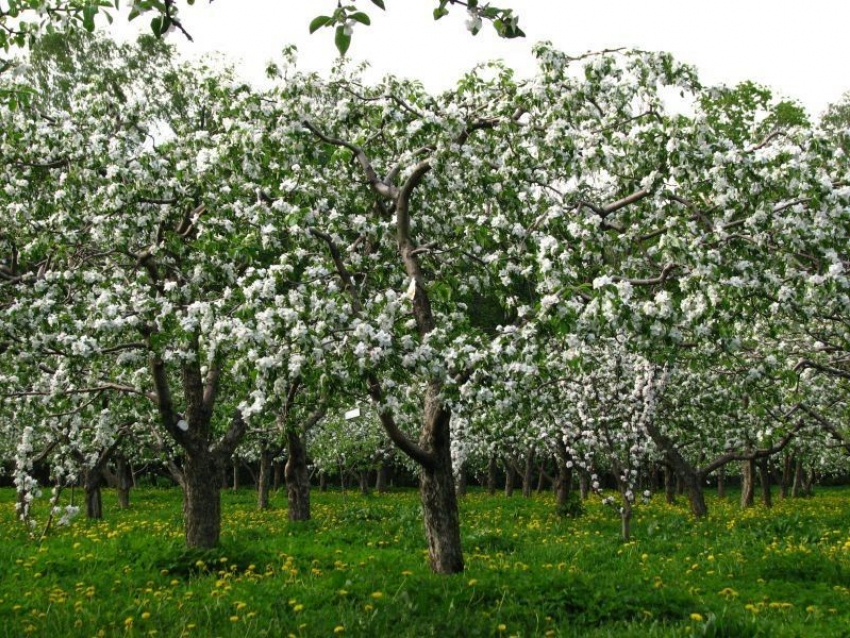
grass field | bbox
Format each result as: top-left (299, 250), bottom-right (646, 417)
top-left (1, 486), bottom-right (849, 637)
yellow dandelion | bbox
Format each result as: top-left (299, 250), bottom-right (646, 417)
top-left (690, 613), bottom-right (703, 622)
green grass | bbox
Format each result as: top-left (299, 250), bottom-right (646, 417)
top-left (1, 486), bottom-right (849, 637)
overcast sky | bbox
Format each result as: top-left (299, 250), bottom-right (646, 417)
top-left (110, 1), bottom-right (849, 116)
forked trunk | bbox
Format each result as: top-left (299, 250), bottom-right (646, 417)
top-left (183, 452), bottom-right (222, 548)
top-left (285, 430), bottom-right (310, 521)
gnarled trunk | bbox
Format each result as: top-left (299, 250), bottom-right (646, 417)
top-left (285, 430), bottom-right (310, 521)
top-left (183, 452), bottom-right (222, 548)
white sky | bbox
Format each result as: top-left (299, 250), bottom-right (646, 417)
top-left (109, 1), bottom-right (850, 117)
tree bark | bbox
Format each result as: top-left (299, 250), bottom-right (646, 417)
top-left (285, 430), bottom-right (310, 521)
top-left (115, 456), bottom-right (132, 509)
top-left (486, 455), bottom-right (497, 495)
top-left (555, 462), bottom-right (573, 514)
top-left (412, 388), bottom-right (464, 574)
top-left (231, 462), bottom-right (239, 492)
top-left (683, 472), bottom-right (708, 518)
top-left (792, 458), bottom-right (804, 497)
top-left (579, 470), bottom-right (590, 500)
top-left (780, 454), bottom-right (793, 499)
top-left (273, 460), bottom-right (283, 491)
top-left (504, 461), bottom-right (516, 497)
top-left (257, 449), bottom-right (273, 510)
top-left (803, 467), bottom-right (816, 496)
top-left (376, 463), bottom-right (388, 493)
top-left (521, 450), bottom-right (535, 498)
top-left (664, 466), bottom-right (676, 504)
top-left (456, 466), bottom-right (467, 497)
top-left (183, 452), bottom-right (222, 548)
top-left (716, 466), bottom-right (726, 499)
top-left (620, 500), bottom-right (632, 542)
top-left (358, 470), bottom-right (370, 496)
top-left (319, 472), bottom-right (327, 492)
top-left (740, 459), bottom-right (755, 508)
top-left (536, 462), bottom-right (548, 495)
top-left (758, 458), bottom-right (772, 508)
top-left (83, 468), bottom-right (103, 520)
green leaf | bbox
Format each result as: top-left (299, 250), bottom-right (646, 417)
top-left (309, 15), bottom-right (332, 34)
top-left (370, 0), bottom-right (386, 9)
top-left (349, 12), bottom-right (371, 26)
top-left (335, 25), bottom-right (351, 56)
top-left (150, 15), bottom-right (171, 37)
top-left (433, 7), bottom-right (449, 20)
top-left (82, 4), bottom-right (98, 32)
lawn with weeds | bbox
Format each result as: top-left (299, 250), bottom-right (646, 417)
top-left (1, 486), bottom-right (849, 637)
